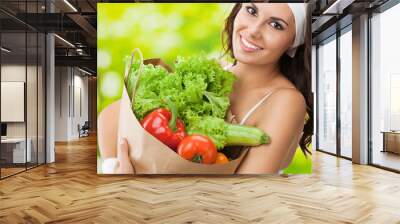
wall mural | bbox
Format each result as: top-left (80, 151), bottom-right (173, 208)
top-left (97, 3), bottom-right (313, 174)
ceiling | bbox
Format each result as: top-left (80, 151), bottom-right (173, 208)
top-left (0, 0), bottom-right (97, 74)
top-left (0, 0), bottom-right (393, 75)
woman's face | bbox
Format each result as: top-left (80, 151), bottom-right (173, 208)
top-left (232, 3), bottom-right (296, 66)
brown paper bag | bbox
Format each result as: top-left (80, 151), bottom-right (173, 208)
top-left (117, 50), bottom-right (248, 174)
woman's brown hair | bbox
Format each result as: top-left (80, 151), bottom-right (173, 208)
top-left (222, 3), bottom-right (313, 156)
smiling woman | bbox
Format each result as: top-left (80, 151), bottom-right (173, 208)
top-left (97, 3), bottom-right (312, 175)
top-left (220, 3), bottom-right (312, 173)
top-left (231, 3), bottom-right (296, 64)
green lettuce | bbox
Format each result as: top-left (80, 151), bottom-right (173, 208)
top-left (126, 54), bottom-right (268, 149)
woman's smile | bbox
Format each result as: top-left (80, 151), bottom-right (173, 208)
top-left (239, 34), bottom-right (264, 53)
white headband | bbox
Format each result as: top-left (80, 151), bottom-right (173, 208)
top-left (286, 3), bottom-right (307, 58)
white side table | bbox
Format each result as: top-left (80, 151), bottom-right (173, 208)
top-left (1, 138), bottom-right (32, 163)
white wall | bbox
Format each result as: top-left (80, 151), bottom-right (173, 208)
top-left (1, 65), bottom-right (25, 132)
top-left (72, 73), bottom-right (89, 138)
top-left (55, 67), bottom-right (69, 141)
top-left (1, 65), bottom-right (38, 138)
top-left (1, 82), bottom-right (25, 122)
top-left (1, 65), bottom-right (26, 141)
top-left (54, 67), bottom-right (89, 141)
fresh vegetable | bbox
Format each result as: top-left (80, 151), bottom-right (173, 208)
top-left (126, 55), bottom-right (236, 123)
top-left (215, 153), bottom-right (229, 164)
top-left (126, 52), bottom-right (270, 151)
top-left (177, 134), bottom-right (217, 164)
top-left (188, 116), bottom-right (269, 149)
top-left (140, 103), bottom-right (186, 150)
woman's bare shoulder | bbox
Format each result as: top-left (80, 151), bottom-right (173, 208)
top-left (271, 87), bottom-right (305, 104)
top-left (255, 87), bottom-right (306, 125)
top-left (271, 88), bottom-right (305, 110)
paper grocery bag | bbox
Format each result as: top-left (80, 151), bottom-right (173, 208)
top-left (117, 55), bottom-right (249, 174)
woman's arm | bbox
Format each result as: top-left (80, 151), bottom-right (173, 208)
top-left (236, 89), bottom-right (306, 174)
top-left (97, 100), bottom-right (121, 159)
top-left (98, 100), bottom-right (135, 174)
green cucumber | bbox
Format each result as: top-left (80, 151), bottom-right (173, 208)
top-left (225, 124), bottom-right (270, 146)
top-left (187, 116), bottom-right (270, 149)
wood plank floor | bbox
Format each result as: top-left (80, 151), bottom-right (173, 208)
top-left (0, 135), bottom-right (399, 224)
top-left (1, 167), bottom-right (26, 178)
top-left (372, 151), bottom-right (400, 171)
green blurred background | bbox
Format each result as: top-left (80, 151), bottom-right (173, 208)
top-left (97, 3), bottom-right (312, 174)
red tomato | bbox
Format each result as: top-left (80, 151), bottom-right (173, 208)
top-left (177, 134), bottom-right (217, 164)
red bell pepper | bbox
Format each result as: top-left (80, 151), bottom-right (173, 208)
top-left (177, 134), bottom-right (217, 164)
top-left (140, 99), bottom-right (186, 150)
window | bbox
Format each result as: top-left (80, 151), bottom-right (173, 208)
top-left (0, 1), bottom-right (47, 179)
top-left (390, 74), bottom-right (400, 130)
top-left (317, 35), bottom-right (337, 154)
top-left (339, 27), bottom-right (352, 158)
top-left (370, 2), bottom-right (400, 171)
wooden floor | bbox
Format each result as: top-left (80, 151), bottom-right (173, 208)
top-left (1, 167), bottom-right (26, 178)
top-left (0, 135), bottom-right (400, 223)
top-left (1, 163), bottom-right (44, 178)
top-left (372, 150), bottom-right (400, 171)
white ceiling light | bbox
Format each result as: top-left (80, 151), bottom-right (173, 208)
top-left (54, 34), bottom-right (75, 48)
top-left (323, 0), bottom-right (355, 15)
top-left (1, 47), bottom-right (11, 53)
top-left (78, 67), bottom-right (93, 76)
top-left (76, 48), bottom-right (85, 55)
top-left (63, 0), bottom-right (78, 12)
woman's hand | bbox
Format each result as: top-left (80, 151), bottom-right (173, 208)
top-left (116, 138), bottom-right (135, 174)
top-left (101, 138), bottom-right (135, 174)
